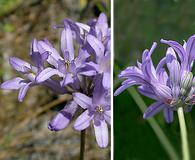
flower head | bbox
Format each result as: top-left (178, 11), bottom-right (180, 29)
top-left (1, 13), bottom-right (111, 148)
top-left (115, 35), bottom-right (195, 123)
top-left (73, 76), bottom-right (110, 148)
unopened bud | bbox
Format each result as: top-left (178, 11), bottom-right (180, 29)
top-left (181, 72), bottom-right (193, 90)
top-left (180, 88), bottom-right (186, 95)
top-left (188, 87), bottom-right (195, 97)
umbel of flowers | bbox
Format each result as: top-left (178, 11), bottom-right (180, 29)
top-left (1, 13), bottom-right (111, 148)
top-left (115, 35), bottom-right (195, 123)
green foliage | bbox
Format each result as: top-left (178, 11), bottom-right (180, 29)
top-left (0, 0), bottom-right (23, 17)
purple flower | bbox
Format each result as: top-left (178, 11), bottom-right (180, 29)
top-left (0, 13), bottom-right (111, 148)
top-left (35, 24), bottom-right (91, 87)
top-left (73, 77), bottom-right (110, 148)
top-left (1, 39), bottom-right (66, 102)
top-left (115, 35), bottom-right (195, 123)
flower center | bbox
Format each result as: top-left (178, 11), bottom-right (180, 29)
top-left (65, 60), bottom-right (70, 69)
top-left (95, 106), bottom-right (104, 114)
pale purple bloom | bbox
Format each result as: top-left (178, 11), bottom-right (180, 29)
top-left (0, 13), bottom-right (110, 148)
top-left (35, 23), bottom-right (93, 87)
top-left (73, 77), bottom-right (110, 148)
top-left (115, 35), bottom-right (195, 123)
top-left (1, 39), bottom-right (65, 102)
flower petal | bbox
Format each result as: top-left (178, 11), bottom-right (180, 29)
top-left (73, 92), bottom-right (92, 109)
top-left (103, 72), bottom-right (110, 89)
top-left (87, 35), bottom-right (104, 57)
top-left (36, 67), bottom-right (64, 83)
top-left (143, 102), bottom-right (165, 119)
top-left (104, 110), bottom-right (111, 125)
top-left (161, 39), bottom-right (185, 62)
top-left (152, 83), bottom-right (172, 101)
top-left (9, 57), bottom-right (31, 73)
top-left (79, 70), bottom-right (97, 76)
top-left (74, 110), bottom-right (93, 131)
top-left (186, 35), bottom-right (195, 62)
top-left (37, 40), bottom-right (62, 67)
top-left (163, 107), bottom-right (173, 123)
top-left (61, 27), bottom-right (74, 61)
top-left (93, 120), bottom-right (109, 148)
top-left (18, 82), bottom-right (32, 102)
top-left (1, 77), bottom-right (26, 90)
top-left (167, 59), bottom-right (181, 86)
top-left (138, 86), bottom-right (158, 100)
top-left (60, 74), bottom-right (74, 86)
top-left (114, 81), bottom-right (137, 96)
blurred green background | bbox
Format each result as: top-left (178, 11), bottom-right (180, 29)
top-left (114, 0), bottom-right (195, 160)
top-left (0, 0), bottom-right (110, 160)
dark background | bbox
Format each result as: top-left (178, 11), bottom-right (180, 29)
top-left (0, 0), bottom-right (110, 160)
top-left (114, 0), bottom-right (195, 159)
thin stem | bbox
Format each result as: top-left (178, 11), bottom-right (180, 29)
top-left (80, 130), bottom-right (86, 160)
top-left (177, 107), bottom-right (190, 160)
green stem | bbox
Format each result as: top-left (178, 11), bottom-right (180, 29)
top-left (177, 107), bottom-right (190, 160)
top-left (80, 130), bottom-right (86, 160)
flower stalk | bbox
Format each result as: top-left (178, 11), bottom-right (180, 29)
top-left (80, 130), bottom-right (86, 160)
top-left (177, 107), bottom-right (190, 160)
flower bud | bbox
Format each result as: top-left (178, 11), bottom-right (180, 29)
top-left (181, 72), bottom-right (193, 90)
top-left (48, 111), bottom-right (71, 131)
top-left (188, 87), bottom-right (195, 97)
top-left (48, 101), bottom-right (77, 131)
top-left (180, 88), bottom-right (186, 95)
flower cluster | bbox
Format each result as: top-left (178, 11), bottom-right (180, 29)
top-left (115, 35), bottom-right (195, 123)
top-left (1, 13), bottom-right (111, 148)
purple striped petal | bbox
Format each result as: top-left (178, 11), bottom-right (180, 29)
top-left (103, 72), bottom-right (110, 89)
top-left (87, 35), bottom-right (104, 57)
top-left (60, 74), bottom-right (74, 86)
top-left (36, 67), bottom-right (64, 83)
top-left (61, 27), bottom-right (74, 61)
top-left (114, 82), bottom-right (137, 96)
top-left (37, 40), bottom-right (62, 67)
top-left (156, 57), bottom-right (166, 75)
top-left (93, 120), bottom-right (109, 148)
top-left (75, 22), bottom-right (90, 32)
top-left (18, 82), bottom-right (32, 102)
top-left (163, 107), bottom-right (173, 123)
top-left (142, 59), bottom-right (157, 81)
top-left (157, 69), bottom-right (168, 85)
top-left (79, 70), bottom-right (97, 76)
top-left (152, 83), bottom-right (172, 101)
top-left (138, 86), bottom-right (158, 100)
top-left (167, 59), bottom-right (181, 86)
top-left (1, 77), bottom-right (26, 90)
top-left (161, 39), bottom-right (185, 62)
top-left (48, 101), bottom-right (78, 131)
top-left (186, 35), bottom-right (195, 63)
top-left (104, 110), bottom-right (111, 125)
top-left (9, 57), bottom-right (31, 73)
top-left (74, 110), bottom-right (93, 131)
top-left (73, 92), bottom-right (92, 109)
top-left (143, 102), bottom-right (165, 119)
